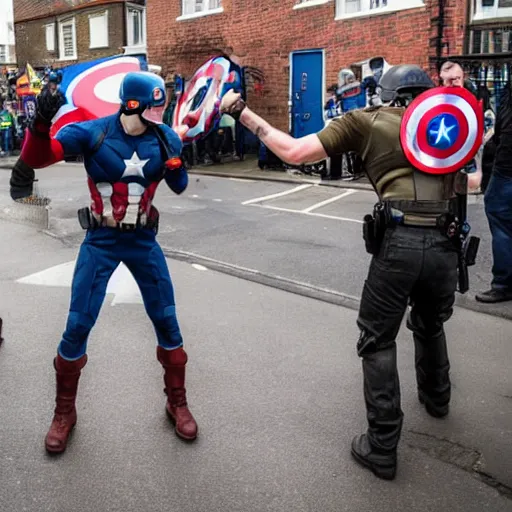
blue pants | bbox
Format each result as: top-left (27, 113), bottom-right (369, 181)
top-left (59, 228), bottom-right (183, 360)
top-left (484, 169), bottom-right (512, 291)
top-left (1, 129), bottom-right (11, 153)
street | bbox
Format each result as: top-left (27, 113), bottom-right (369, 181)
top-left (0, 165), bottom-right (511, 511)
top-left (0, 163), bottom-right (506, 317)
top-left (0, 219), bottom-right (511, 512)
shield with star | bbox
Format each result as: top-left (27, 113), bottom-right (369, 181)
top-left (400, 86), bottom-right (484, 175)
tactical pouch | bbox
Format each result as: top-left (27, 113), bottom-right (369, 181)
top-left (363, 214), bottom-right (377, 255)
top-left (362, 203), bottom-right (390, 255)
top-left (465, 236), bottom-right (480, 267)
top-left (77, 207), bottom-right (97, 230)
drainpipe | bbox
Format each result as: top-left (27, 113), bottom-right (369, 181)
top-left (436, 0), bottom-right (446, 73)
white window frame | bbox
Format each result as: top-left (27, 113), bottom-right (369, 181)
top-left (126, 3), bottom-right (146, 47)
top-left (335, 0), bottom-right (425, 20)
top-left (45, 23), bottom-right (55, 52)
top-left (89, 10), bottom-right (109, 49)
top-left (0, 45), bottom-right (7, 63)
top-left (293, 0), bottom-right (331, 10)
top-left (472, 1), bottom-right (512, 22)
top-left (58, 16), bottom-right (77, 61)
top-left (177, 0), bottom-right (224, 21)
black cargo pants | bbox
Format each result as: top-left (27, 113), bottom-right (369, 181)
top-left (356, 225), bottom-right (458, 453)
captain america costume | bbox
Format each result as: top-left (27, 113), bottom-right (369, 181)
top-left (14, 72), bottom-right (199, 453)
top-left (22, 113), bottom-right (187, 360)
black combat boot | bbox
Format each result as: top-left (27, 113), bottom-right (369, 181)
top-left (352, 336), bottom-right (402, 480)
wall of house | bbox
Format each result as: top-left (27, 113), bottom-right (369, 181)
top-left (14, 3), bottom-right (126, 68)
top-left (148, 0), bottom-right (467, 132)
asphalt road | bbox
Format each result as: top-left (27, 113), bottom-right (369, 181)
top-left (0, 163), bottom-right (507, 318)
top-left (0, 220), bottom-right (511, 512)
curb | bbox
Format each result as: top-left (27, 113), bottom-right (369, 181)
top-left (160, 246), bottom-right (361, 312)
top-left (159, 246), bottom-right (512, 323)
top-left (189, 167), bottom-right (374, 190)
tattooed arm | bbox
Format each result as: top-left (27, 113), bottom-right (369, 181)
top-left (220, 90), bottom-right (327, 166)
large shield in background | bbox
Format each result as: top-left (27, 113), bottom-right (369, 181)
top-left (400, 86), bottom-right (484, 175)
top-left (50, 54), bottom-right (148, 137)
top-left (172, 56), bottom-right (243, 144)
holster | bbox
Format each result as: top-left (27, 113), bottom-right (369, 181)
top-left (362, 202), bottom-right (391, 255)
top-left (77, 207), bottom-right (98, 230)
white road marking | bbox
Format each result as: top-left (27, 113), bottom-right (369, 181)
top-left (17, 261), bottom-right (145, 306)
top-left (213, 199), bottom-right (223, 202)
top-left (192, 264), bottom-right (208, 271)
top-left (302, 189), bottom-right (357, 213)
top-left (253, 204), bottom-right (363, 224)
top-left (241, 184), bottom-right (313, 205)
top-left (228, 178), bottom-right (257, 183)
top-left (191, 194), bottom-right (199, 198)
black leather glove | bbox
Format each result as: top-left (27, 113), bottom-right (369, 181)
top-left (34, 85), bottom-right (66, 126)
top-left (10, 157), bottom-right (35, 201)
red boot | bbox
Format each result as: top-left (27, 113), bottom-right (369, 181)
top-left (45, 354), bottom-right (87, 454)
top-left (157, 346), bottom-right (198, 441)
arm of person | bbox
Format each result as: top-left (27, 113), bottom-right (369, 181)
top-left (21, 121), bottom-right (91, 168)
top-left (19, 87), bottom-right (69, 168)
top-left (238, 107), bottom-right (327, 165)
top-left (161, 125), bottom-right (188, 195)
top-left (220, 90), bottom-right (365, 165)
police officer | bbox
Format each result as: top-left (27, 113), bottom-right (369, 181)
top-left (220, 65), bottom-right (464, 480)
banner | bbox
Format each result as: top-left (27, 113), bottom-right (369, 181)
top-left (50, 53), bottom-right (148, 137)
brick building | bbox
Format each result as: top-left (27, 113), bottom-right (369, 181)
top-left (13, 0), bottom-right (147, 70)
top-left (147, 0), bottom-right (468, 134)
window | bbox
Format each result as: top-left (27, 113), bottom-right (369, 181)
top-left (58, 17), bottom-right (77, 60)
top-left (45, 23), bottom-right (55, 52)
top-left (126, 5), bottom-right (145, 47)
top-left (0, 46), bottom-right (7, 63)
top-left (470, 27), bottom-right (512, 54)
top-left (180, 0), bottom-right (223, 18)
top-left (473, 0), bottom-right (512, 21)
top-left (336, 0), bottom-right (424, 19)
top-left (89, 11), bottom-right (109, 49)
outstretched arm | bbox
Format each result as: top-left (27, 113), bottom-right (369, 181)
top-left (240, 107), bottom-right (327, 165)
top-left (221, 90), bottom-right (327, 166)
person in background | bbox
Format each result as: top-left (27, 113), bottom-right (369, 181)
top-left (0, 100), bottom-right (14, 156)
top-left (476, 85), bottom-right (512, 303)
top-left (439, 61), bottom-right (482, 193)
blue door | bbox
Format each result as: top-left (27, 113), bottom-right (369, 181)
top-left (291, 50), bottom-right (324, 138)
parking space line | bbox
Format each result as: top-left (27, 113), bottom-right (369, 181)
top-left (241, 184), bottom-right (314, 205)
top-left (253, 204), bottom-right (363, 224)
top-left (301, 189), bottom-right (357, 213)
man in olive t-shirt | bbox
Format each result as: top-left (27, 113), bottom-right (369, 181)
top-left (219, 65), bottom-right (461, 481)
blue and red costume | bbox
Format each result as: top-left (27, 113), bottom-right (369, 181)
top-left (17, 72), bottom-right (198, 453)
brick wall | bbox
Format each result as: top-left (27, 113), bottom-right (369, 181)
top-left (14, 3), bottom-right (126, 69)
top-left (148, 0), bottom-right (467, 132)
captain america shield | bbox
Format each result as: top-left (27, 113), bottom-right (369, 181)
top-left (400, 86), bottom-right (484, 175)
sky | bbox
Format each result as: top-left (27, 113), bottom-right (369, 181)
top-left (0, 0), bottom-right (14, 24)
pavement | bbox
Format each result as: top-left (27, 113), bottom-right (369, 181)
top-left (0, 219), bottom-right (511, 512)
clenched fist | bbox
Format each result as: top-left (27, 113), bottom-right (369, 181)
top-left (36, 85), bottom-right (66, 125)
top-left (220, 89), bottom-right (246, 121)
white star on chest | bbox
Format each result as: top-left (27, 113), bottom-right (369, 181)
top-left (121, 152), bottom-right (150, 180)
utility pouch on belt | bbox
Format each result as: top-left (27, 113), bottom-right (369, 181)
top-left (77, 207), bottom-right (97, 230)
top-left (362, 202), bottom-right (390, 255)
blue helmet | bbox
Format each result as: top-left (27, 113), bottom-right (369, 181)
top-left (119, 72), bottom-right (166, 119)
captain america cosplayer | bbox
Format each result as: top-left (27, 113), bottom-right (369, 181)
top-left (10, 71), bottom-right (198, 453)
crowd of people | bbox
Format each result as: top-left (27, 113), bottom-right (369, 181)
top-left (0, 66), bottom-right (43, 156)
